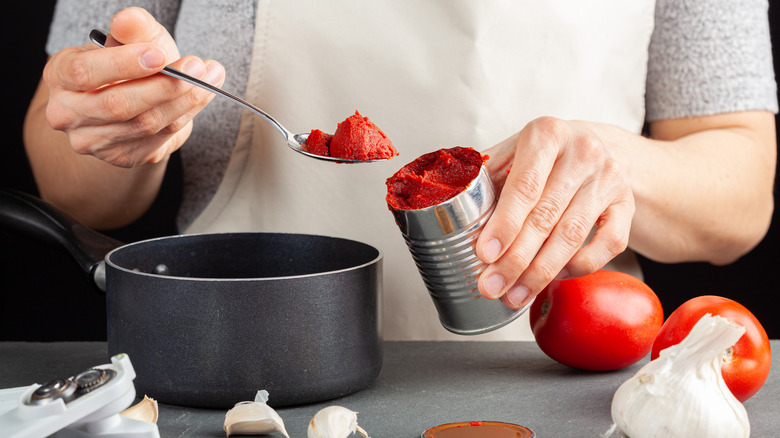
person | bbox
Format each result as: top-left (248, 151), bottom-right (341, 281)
top-left (24, 0), bottom-right (777, 341)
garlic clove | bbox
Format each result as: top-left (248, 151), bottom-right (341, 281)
top-left (610, 314), bottom-right (750, 438)
top-left (307, 406), bottom-right (370, 438)
top-left (120, 395), bottom-right (158, 423)
top-left (224, 390), bottom-right (290, 437)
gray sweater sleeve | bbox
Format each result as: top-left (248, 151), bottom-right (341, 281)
top-left (646, 0), bottom-right (778, 121)
top-left (45, 0), bottom-right (181, 55)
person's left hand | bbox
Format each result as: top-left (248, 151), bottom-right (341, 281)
top-left (476, 117), bottom-right (635, 309)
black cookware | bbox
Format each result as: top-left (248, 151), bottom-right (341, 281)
top-left (0, 189), bottom-right (382, 408)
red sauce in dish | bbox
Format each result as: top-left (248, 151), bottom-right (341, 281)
top-left (307, 111), bottom-right (398, 161)
top-left (385, 146), bottom-right (484, 210)
top-left (422, 421), bottom-right (534, 438)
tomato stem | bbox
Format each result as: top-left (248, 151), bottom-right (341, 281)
top-left (540, 299), bottom-right (551, 319)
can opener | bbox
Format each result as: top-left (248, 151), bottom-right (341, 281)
top-left (0, 354), bottom-right (159, 438)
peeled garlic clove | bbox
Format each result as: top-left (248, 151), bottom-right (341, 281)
top-left (610, 314), bottom-right (750, 438)
top-left (224, 390), bottom-right (290, 437)
top-left (120, 395), bottom-right (158, 423)
top-left (308, 406), bottom-right (369, 438)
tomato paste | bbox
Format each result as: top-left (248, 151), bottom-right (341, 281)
top-left (306, 111), bottom-right (398, 161)
top-left (385, 147), bottom-right (484, 210)
top-left (306, 129), bottom-right (332, 157)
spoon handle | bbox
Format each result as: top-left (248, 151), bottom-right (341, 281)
top-left (88, 29), bottom-right (292, 141)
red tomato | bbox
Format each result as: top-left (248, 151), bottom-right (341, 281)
top-left (530, 270), bottom-right (664, 371)
top-left (651, 295), bottom-right (771, 402)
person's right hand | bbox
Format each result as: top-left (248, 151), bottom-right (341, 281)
top-left (42, 7), bottom-right (225, 168)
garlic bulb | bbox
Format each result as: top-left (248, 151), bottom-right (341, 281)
top-left (120, 395), bottom-right (158, 423)
top-left (610, 314), bottom-right (750, 438)
top-left (224, 390), bottom-right (290, 437)
top-left (308, 406), bottom-right (370, 438)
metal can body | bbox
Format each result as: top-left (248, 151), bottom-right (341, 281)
top-left (389, 165), bottom-right (527, 334)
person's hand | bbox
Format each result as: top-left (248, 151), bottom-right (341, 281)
top-left (476, 117), bottom-right (635, 309)
top-left (42, 7), bottom-right (225, 168)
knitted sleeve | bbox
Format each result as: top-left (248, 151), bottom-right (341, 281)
top-left (646, 0), bottom-right (778, 121)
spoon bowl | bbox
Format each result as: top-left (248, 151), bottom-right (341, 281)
top-left (89, 29), bottom-right (387, 164)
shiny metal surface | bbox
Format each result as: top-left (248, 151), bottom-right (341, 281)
top-left (389, 166), bottom-right (529, 335)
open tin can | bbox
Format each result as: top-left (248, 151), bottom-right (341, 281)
top-left (388, 164), bottom-right (529, 335)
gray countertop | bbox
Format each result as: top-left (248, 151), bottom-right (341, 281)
top-left (1, 341), bottom-right (777, 437)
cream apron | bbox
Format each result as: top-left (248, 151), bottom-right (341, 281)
top-left (186, 0), bottom-right (656, 341)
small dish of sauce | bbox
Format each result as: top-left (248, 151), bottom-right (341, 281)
top-left (422, 421), bottom-right (535, 438)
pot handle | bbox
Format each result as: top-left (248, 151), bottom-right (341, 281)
top-left (0, 189), bottom-right (123, 291)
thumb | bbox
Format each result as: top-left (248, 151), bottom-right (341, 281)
top-left (109, 7), bottom-right (180, 61)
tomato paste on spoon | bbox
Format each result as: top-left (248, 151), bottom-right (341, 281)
top-left (307, 111), bottom-right (398, 161)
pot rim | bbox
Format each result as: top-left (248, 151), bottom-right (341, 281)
top-left (104, 231), bottom-right (383, 282)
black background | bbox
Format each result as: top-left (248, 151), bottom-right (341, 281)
top-left (1, 2), bottom-right (778, 341)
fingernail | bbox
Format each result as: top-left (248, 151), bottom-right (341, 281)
top-left (141, 50), bottom-right (165, 69)
top-left (483, 239), bottom-right (502, 263)
top-left (205, 62), bottom-right (223, 85)
top-left (483, 274), bottom-right (505, 298)
top-left (182, 59), bottom-right (206, 77)
top-left (555, 268), bottom-right (570, 280)
top-left (506, 284), bottom-right (530, 307)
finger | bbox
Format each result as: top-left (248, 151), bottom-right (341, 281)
top-left (115, 71), bottom-right (220, 143)
top-left (482, 134), bottom-right (517, 175)
top-left (500, 200), bottom-right (601, 309)
top-left (45, 6), bottom-right (177, 92)
top-left (476, 118), bottom-right (564, 265)
top-left (110, 7), bottom-right (178, 57)
top-left (482, 133), bottom-right (518, 194)
top-left (67, 76), bottom-right (221, 160)
top-left (53, 56), bottom-right (223, 131)
top-left (72, 116), bottom-right (195, 168)
top-left (477, 159), bottom-right (591, 303)
top-left (67, 61), bottom-right (223, 159)
top-left (560, 191), bottom-right (634, 279)
top-left (478, 182), bottom-right (578, 296)
top-left (488, 128), bottom-right (614, 283)
top-left (57, 56), bottom-right (218, 126)
top-left (46, 43), bottom-right (167, 92)
top-left (500, 185), bottom-right (634, 309)
top-left (110, 59), bottom-right (223, 139)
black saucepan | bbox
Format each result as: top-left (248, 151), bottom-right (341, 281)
top-left (0, 189), bottom-right (382, 408)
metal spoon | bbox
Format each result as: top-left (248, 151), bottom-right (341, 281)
top-left (89, 29), bottom-right (387, 164)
